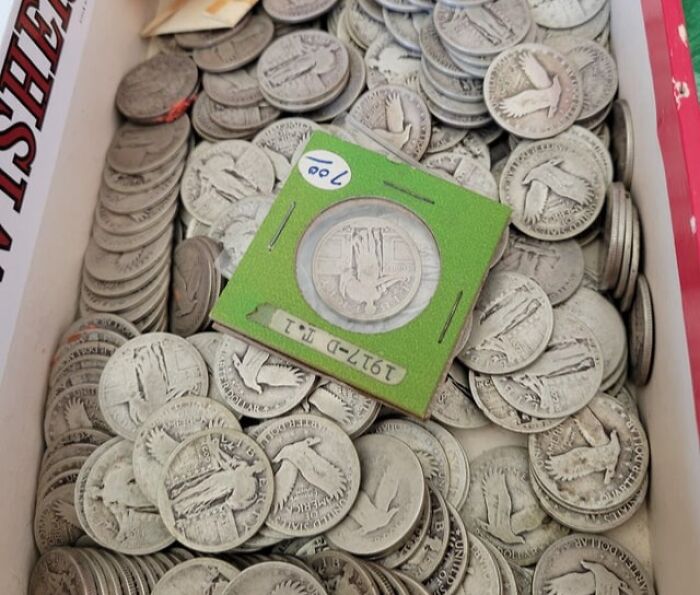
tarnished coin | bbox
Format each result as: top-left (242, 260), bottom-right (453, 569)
top-left (152, 557), bottom-right (240, 594)
top-left (193, 14), bottom-right (275, 72)
top-left (424, 93), bottom-right (493, 128)
top-left (60, 314), bottom-right (140, 345)
top-left (258, 30), bottom-right (350, 108)
top-left (50, 341), bottom-right (117, 386)
top-left (419, 69), bottom-right (489, 118)
top-left (310, 549), bottom-right (381, 594)
top-left (180, 140), bottom-right (275, 225)
top-left (365, 33), bottom-right (421, 90)
top-left (312, 214), bottom-right (422, 322)
top-left (44, 384), bottom-right (112, 446)
top-left (529, 394), bottom-right (650, 512)
top-left (469, 370), bottom-right (565, 433)
top-left (215, 335), bottom-right (315, 419)
top-left (484, 44), bottom-right (583, 139)
top-left (558, 287), bottom-right (626, 385)
top-left (426, 123), bottom-right (467, 154)
top-left (448, 131), bottom-right (491, 168)
top-left (433, 0), bottom-right (532, 56)
top-left (191, 94), bottom-right (250, 141)
top-left (454, 533), bottom-right (501, 595)
top-left (256, 414), bottom-right (361, 536)
top-left (33, 484), bottom-right (84, 553)
top-left (253, 118), bottom-right (320, 182)
top-left (532, 533), bottom-right (654, 595)
top-left (430, 363), bottom-right (489, 430)
top-left (610, 99), bottom-right (634, 188)
top-left (419, 21), bottom-right (470, 80)
top-left (103, 143), bottom-right (187, 195)
top-left (208, 195), bottom-right (275, 278)
top-left (500, 136), bottom-right (606, 240)
top-left (107, 118), bottom-right (190, 176)
top-left (558, 124), bottom-right (614, 185)
top-left (380, 485), bottom-right (432, 568)
top-left (294, 381), bottom-right (381, 436)
top-left (307, 43), bottom-right (368, 122)
top-left (628, 274), bottom-right (654, 386)
top-left (458, 272), bottom-right (553, 374)
top-left (80, 439), bottom-right (174, 554)
top-left (546, 36), bottom-right (618, 121)
top-left (187, 332), bottom-right (228, 403)
top-left (158, 428), bottom-right (274, 552)
top-left (92, 206), bottom-right (176, 254)
top-left (383, 9), bottom-right (430, 53)
top-left (347, 0), bottom-right (389, 49)
top-left (94, 191), bottom-right (179, 241)
top-left (480, 539), bottom-right (518, 595)
top-left (263, 0), bottom-right (339, 23)
top-left (349, 85), bottom-right (431, 158)
top-left (422, 152), bottom-right (497, 199)
top-left (116, 53), bottom-right (198, 123)
top-left (531, 0), bottom-right (607, 29)
top-left (223, 561), bottom-right (327, 595)
top-left (132, 396), bottom-right (241, 504)
top-left (493, 309), bottom-right (604, 418)
top-left (98, 333), bottom-right (209, 440)
top-left (493, 231), bottom-right (584, 304)
top-left (326, 434), bottom-right (426, 556)
top-left (99, 162), bottom-right (183, 214)
top-left (370, 418), bottom-right (451, 498)
top-left (461, 446), bottom-right (569, 566)
top-left (207, 97), bottom-right (282, 133)
top-left (422, 420), bottom-right (470, 509)
top-left (29, 548), bottom-right (98, 595)
top-left (203, 63), bottom-right (263, 108)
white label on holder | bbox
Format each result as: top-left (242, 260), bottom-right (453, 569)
top-left (298, 150), bottom-right (351, 190)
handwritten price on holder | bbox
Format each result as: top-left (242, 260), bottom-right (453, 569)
top-left (298, 150), bottom-right (352, 190)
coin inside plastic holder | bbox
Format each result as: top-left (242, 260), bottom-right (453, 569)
top-left (296, 197), bottom-right (441, 334)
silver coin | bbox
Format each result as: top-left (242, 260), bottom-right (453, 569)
top-left (493, 308), bottom-right (603, 418)
top-left (180, 140), bottom-right (275, 225)
top-left (424, 94), bottom-right (493, 128)
top-left (613, 195), bottom-right (635, 301)
top-left (419, 71), bottom-right (490, 120)
top-left (532, 533), bottom-right (654, 595)
top-left (60, 314), bottom-right (140, 345)
top-left (419, 21), bottom-right (473, 80)
top-left (478, 539), bottom-right (517, 595)
top-left (370, 562), bottom-right (412, 595)
top-left (469, 369), bottom-right (565, 433)
top-left (629, 274), bottom-right (654, 386)
top-left (530, 0), bottom-right (607, 29)
top-left (430, 363), bottom-right (490, 430)
top-left (214, 335), bottom-right (315, 419)
top-left (253, 117), bottom-right (320, 182)
top-left (83, 228), bottom-right (171, 283)
top-left (449, 131), bottom-right (491, 168)
top-left (192, 94), bottom-right (253, 141)
top-left (454, 533), bottom-right (501, 595)
top-left (350, 85), bottom-right (431, 158)
top-left (44, 384), bottom-right (112, 446)
top-left (98, 333), bottom-right (209, 440)
top-left (158, 428), bottom-right (274, 552)
top-left (33, 484), bottom-right (84, 553)
top-left (29, 548), bottom-right (98, 595)
top-left (175, 19), bottom-right (248, 49)
top-left (426, 123), bottom-right (467, 153)
top-left (383, 9), bottom-right (430, 53)
top-left (422, 420), bottom-right (470, 509)
top-left (116, 54), bottom-right (198, 122)
top-left (370, 418), bottom-right (451, 498)
top-left (365, 33), bottom-right (421, 90)
top-left (294, 380), bottom-right (381, 436)
top-left (546, 36), bottom-right (618, 121)
top-left (458, 271), bottom-right (553, 374)
top-left (541, 1), bottom-right (610, 42)
top-left (95, 190), bottom-right (179, 240)
top-left (500, 137), bottom-right (606, 240)
top-left (224, 561), bottom-right (327, 595)
top-left (203, 63), bottom-right (263, 108)
top-left (99, 162), bottom-right (183, 215)
top-left (258, 30), bottom-right (350, 107)
top-left (326, 434), bottom-right (426, 556)
top-left (599, 183), bottom-right (624, 289)
top-left (152, 558), bottom-right (240, 594)
top-left (256, 414), bottom-right (361, 536)
top-left (558, 124), bottom-right (614, 185)
top-left (558, 287), bottom-right (626, 384)
top-left (306, 42), bottom-right (368, 122)
top-left (422, 152), bottom-right (497, 199)
top-left (461, 446), bottom-right (569, 566)
top-left (309, 549), bottom-right (381, 594)
top-left (311, 214), bottom-right (422, 321)
top-left (484, 43), bottom-right (583, 139)
top-left (433, 0), bottom-right (532, 56)
top-left (610, 98), bottom-right (634, 189)
top-left (187, 332), bottom-right (229, 403)
top-left (493, 231), bottom-right (584, 305)
top-left (103, 142), bottom-right (187, 195)
top-left (360, 0), bottom-right (386, 20)
top-left (81, 439), bottom-right (174, 554)
top-left (50, 341), bottom-right (117, 386)
top-left (132, 396), bottom-right (241, 504)
top-left (529, 394), bottom-right (650, 512)
top-left (208, 195), bottom-right (275, 278)
top-left (93, 204), bottom-right (176, 253)
top-left (377, 0), bottom-right (424, 12)
top-left (264, 0), bottom-right (340, 23)
top-left (347, 0), bottom-right (389, 48)
top-left (380, 484), bottom-right (432, 568)
top-left (208, 96), bottom-right (282, 133)
top-left (193, 14), bottom-right (275, 73)
top-left (107, 117), bottom-right (190, 175)
top-left (52, 329), bottom-right (127, 368)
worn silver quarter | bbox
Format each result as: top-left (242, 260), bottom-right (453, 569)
top-left (224, 561), bottom-right (327, 595)
top-left (458, 271), bottom-right (553, 374)
top-left (419, 21), bottom-right (472, 80)
top-left (253, 118), bottom-right (320, 182)
top-left (423, 502), bottom-right (469, 595)
top-left (383, 9), bottom-right (430, 53)
top-left (454, 533), bottom-right (501, 595)
top-left (309, 549), bottom-right (381, 594)
top-left (326, 434), bottom-right (426, 556)
top-left (29, 548), bottom-right (98, 595)
top-left (423, 152), bottom-right (497, 199)
top-left (264, 0), bottom-right (340, 23)
top-left (152, 558), bottom-right (240, 594)
top-left (610, 98), bottom-right (634, 189)
top-left (628, 274), bottom-right (654, 386)
top-left (430, 363), bottom-right (490, 430)
top-left (347, 0), bottom-right (389, 49)
top-left (531, 0), bottom-right (607, 30)
top-left (207, 97), bottom-right (281, 133)
top-left (203, 63), bottom-right (263, 108)
top-left (44, 384), bottom-right (112, 446)
top-left (426, 123), bottom-right (467, 154)
top-left (365, 33), bottom-right (420, 90)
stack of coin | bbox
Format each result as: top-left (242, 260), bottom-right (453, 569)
top-left (34, 315), bottom-right (139, 553)
top-left (81, 117), bottom-right (191, 332)
top-left (29, 545), bottom-right (195, 594)
top-left (533, 0), bottom-right (611, 48)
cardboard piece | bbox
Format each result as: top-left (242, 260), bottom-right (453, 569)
top-left (212, 131), bottom-right (510, 417)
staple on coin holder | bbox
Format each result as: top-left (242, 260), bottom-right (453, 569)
top-left (296, 197), bottom-right (441, 334)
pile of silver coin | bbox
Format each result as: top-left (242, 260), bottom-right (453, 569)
top-left (30, 0), bottom-right (660, 592)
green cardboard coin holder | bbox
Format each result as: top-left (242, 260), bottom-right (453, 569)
top-left (212, 131), bottom-right (510, 417)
